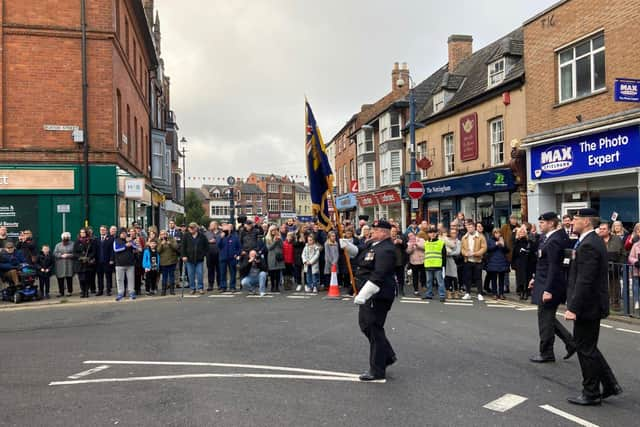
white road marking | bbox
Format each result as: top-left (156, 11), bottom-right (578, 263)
top-left (600, 323), bottom-right (613, 329)
top-left (400, 297), bottom-right (421, 301)
top-left (483, 393), bottom-right (528, 412)
top-left (208, 295), bottom-right (235, 298)
top-left (50, 373), bottom-right (386, 386)
top-left (539, 404), bottom-right (599, 427)
top-left (246, 295), bottom-right (274, 299)
top-left (341, 297), bottom-right (352, 301)
top-left (400, 300), bottom-right (430, 304)
top-left (516, 307), bottom-right (538, 311)
top-left (486, 304), bottom-right (517, 308)
top-left (616, 327), bottom-right (640, 335)
top-left (443, 302), bottom-right (473, 306)
top-left (82, 360), bottom-right (360, 378)
top-left (67, 365), bottom-right (110, 380)
top-left (287, 296), bottom-right (311, 299)
top-left (183, 295), bottom-right (202, 298)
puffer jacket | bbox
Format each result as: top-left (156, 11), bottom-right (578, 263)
top-left (486, 237), bottom-right (510, 273)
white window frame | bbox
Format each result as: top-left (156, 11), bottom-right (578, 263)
top-left (358, 161), bottom-right (376, 191)
top-left (267, 183), bottom-right (279, 193)
top-left (255, 195), bottom-right (263, 203)
top-left (417, 143), bottom-right (427, 179)
top-left (490, 117), bottom-right (504, 166)
top-left (268, 199), bottom-right (279, 212)
top-left (390, 150), bottom-right (401, 183)
top-left (281, 184), bottom-right (292, 194)
top-left (281, 199), bottom-right (293, 212)
top-left (256, 206), bottom-right (263, 215)
top-left (443, 133), bottom-right (454, 175)
top-left (151, 140), bottom-right (163, 179)
top-left (357, 128), bottom-right (374, 153)
top-left (557, 32), bottom-right (605, 103)
top-left (487, 58), bottom-right (506, 87)
top-left (433, 91), bottom-right (445, 113)
top-left (342, 165), bottom-right (347, 194)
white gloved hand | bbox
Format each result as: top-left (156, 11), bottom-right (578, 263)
top-left (354, 280), bottom-right (380, 305)
top-left (340, 239), bottom-right (359, 258)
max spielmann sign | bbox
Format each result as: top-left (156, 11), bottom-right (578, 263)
top-left (530, 125), bottom-right (640, 180)
top-left (0, 169), bottom-right (75, 190)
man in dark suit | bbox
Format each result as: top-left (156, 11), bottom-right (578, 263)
top-left (565, 208), bottom-right (622, 406)
top-left (529, 212), bottom-right (575, 363)
top-left (96, 225), bottom-right (115, 296)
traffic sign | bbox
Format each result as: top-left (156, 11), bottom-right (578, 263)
top-left (350, 180), bottom-right (358, 193)
top-left (408, 181), bottom-right (425, 199)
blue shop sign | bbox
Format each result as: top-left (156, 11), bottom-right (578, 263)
top-left (422, 169), bottom-right (515, 199)
top-left (530, 125), bottom-right (640, 180)
top-left (614, 78), bottom-right (640, 102)
top-left (297, 215), bottom-right (313, 223)
top-left (335, 193), bottom-right (357, 211)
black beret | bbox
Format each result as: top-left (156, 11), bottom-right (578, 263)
top-left (358, 215), bottom-right (369, 222)
top-left (373, 219), bottom-right (392, 230)
top-left (538, 211), bottom-right (558, 221)
top-left (574, 208), bottom-right (599, 217)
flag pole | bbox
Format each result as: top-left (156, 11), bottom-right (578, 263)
top-left (327, 177), bottom-right (357, 296)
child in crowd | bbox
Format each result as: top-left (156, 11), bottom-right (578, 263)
top-left (142, 240), bottom-right (160, 296)
top-left (36, 244), bottom-right (54, 299)
top-left (301, 234), bottom-right (320, 293)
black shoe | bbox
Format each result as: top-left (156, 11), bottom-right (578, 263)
top-left (601, 384), bottom-right (623, 399)
top-left (439, 297), bottom-right (446, 302)
top-left (529, 355), bottom-right (555, 363)
top-left (218, 288), bottom-right (227, 293)
top-left (96, 291), bottom-right (103, 297)
top-left (170, 290), bottom-right (175, 295)
top-left (161, 291), bottom-right (166, 296)
top-left (567, 394), bottom-right (601, 406)
top-left (190, 290), bottom-right (196, 295)
top-left (386, 356), bottom-right (397, 367)
top-left (106, 291), bottom-right (112, 296)
top-left (207, 287), bottom-right (213, 291)
top-left (359, 371), bottom-right (385, 381)
top-left (563, 346), bottom-right (576, 360)
top-left (421, 295), bottom-right (433, 300)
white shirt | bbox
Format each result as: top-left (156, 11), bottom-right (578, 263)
top-left (579, 229), bottom-right (596, 242)
top-left (545, 228), bottom-right (560, 240)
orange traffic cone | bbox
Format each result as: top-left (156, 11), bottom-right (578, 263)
top-left (325, 263), bottom-right (341, 299)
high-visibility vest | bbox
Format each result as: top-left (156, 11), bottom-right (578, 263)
top-left (424, 239), bottom-right (445, 268)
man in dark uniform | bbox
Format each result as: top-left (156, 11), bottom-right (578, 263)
top-left (565, 208), bottom-right (622, 405)
top-left (529, 212), bottom-right (575, 363)
top-left (343, 220), bottom-right (397, 381)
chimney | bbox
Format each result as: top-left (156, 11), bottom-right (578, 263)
top-left (447, 35), bottom-right (473, 72)
top-left (391, 62), bottom-right (410, 93)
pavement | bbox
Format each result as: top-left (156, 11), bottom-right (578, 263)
top-left (1, 289), bottom-right (639, 427)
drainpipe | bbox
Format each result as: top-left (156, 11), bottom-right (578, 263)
top-left (81, 0), bottom-right (90, 227)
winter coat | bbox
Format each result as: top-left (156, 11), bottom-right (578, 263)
top-left (461, 232), bottom-right (487, 263)
top-left (293, 239), bottom-right (305, 267)
top-left (17, 238), bottom-right (37, 264)
top-left (142, 248), bottom-right (161, 271)
top-left (53, 241), bottom-right (75, 278)
top-left (113, 238), bottom-right (139, 267)
top-left (265, 238), bottom-right (285, 271)
top-left (204, 230), bottom-right (222, 257)
top-left (406, 238), bottom-right (425, 266)
top-left (392, 235), bottom-right (407, 267)
top-left (338, 237), bottom-right (361, 274)
top-left (283, 240), bottom-right (295, 265)
top-left (158, 237), bottom-right (179, 266)
top-left (181, 232), bottom-right (209, 263)
top-left (444, 237), bottom-right (461, 278)
top-left (486, 237), bottom-right (510, 273)
top-left (0, 250), bottom-right (26, 272)
top-left (36, 252), bottom-right (55, 277)
top-left (240, 227), bottom-right (260, 252)
top-left (301, 243), bottom-right (321, 274)
top-left (238, 254), bottom-right (268, 278)
top-left (73, 238), bottom-right (96, 274)
top-left (628, 240), bottom-right (640, 277)
top-left (511, 237), bottom-right (537, 276)
top-left (218, 232), bottom-right (242, 262)
top-left (324, 241), bottom-right (339, 274)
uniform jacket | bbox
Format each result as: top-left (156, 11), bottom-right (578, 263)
top-left (181, 232), bottom-right (209, 263)
top-left (532, 229), bottom-right (571, 306)
top-left (567, 230), bottom-right (610, 320)
top-left (354, 238), bottom-right (396, 301)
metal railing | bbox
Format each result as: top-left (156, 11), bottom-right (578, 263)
top-left (609, 262), bottom-right (639, 317)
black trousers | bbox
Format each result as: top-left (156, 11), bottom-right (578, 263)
top-left (207, 252), bottom-right (219, 289)
top-left (394, 266), bottom-right (405, 296)
top-left (359, 299), bottom-right (395, 377)
top-left (145, 270), bottom-right (159, 292)
top-left (487, 271), bottom-right (505, 296)
top-left (574, 318), bottom-right (618, 398)
top-left (57, 276), bottom-right (73, 295)
top-left (87, 269), bottom-right (96, 293)
top-left (96, 264), bottom-right (113, 293)
top-left (463, 262), bottom-right (483, 295)
top-left (409, 264), bottom-right (425, 292)
top-left (269, 270), bottom-right (281, 291)
top-left (38, 275), bottom-right (50, 295)
top-left (538, 304), bottom-right (574, 358)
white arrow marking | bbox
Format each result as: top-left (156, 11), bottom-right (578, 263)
top-left (68, 365), bottom-right (110, 380)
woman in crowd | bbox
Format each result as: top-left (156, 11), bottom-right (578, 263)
top-left (73, 228), bottom-right (96, 298)
top-left (293, 228), bottom-right (306, 291)
top-left (612, 221), bottom-right (628, 243)
top-left (486, 228), bottom-right (510, 300)
top-left (158, 229), bottom-right (179, 295)
top-left (359, 225), bottom-right (371, 243)
top-left (406, 231), bottom-right (426, 296)
top-left (301, 233), bottom-right (320, 293)
top-left (624, 223), bottom-right (640, 252)
top-left (282, 232), bottom-right (296, 290)
top-left (512, 225), bottom-right (536, 300)
top-left (444, 228), bottom-right (462, 298)
top-left (627, 230), bottom-right (640, 311)
top-left (323, 230), bottom-right (340, 287)
top-left (338, 226), bottom-right (360, 294)
top-left (476, 222), bottom-right (492, 294)
top-left (265, 224), bottom-right (285, 292)
top-left (53, 232), bottom-right (75, 297)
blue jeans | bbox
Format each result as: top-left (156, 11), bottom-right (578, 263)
top-left (241, 272), bottom-right (267, 294)
top-left (425, 268), bottom-right (445, 298)
top-left (160, 264), bottom-right (176, 287)
top-left (219, 259), bottom-right (237, 290)
top-left (633, 277), bottom-right (640, 304)
top-left (185, 262), bottom-right (204, 290)
top-left (305, 266), bottom-right (319, 289)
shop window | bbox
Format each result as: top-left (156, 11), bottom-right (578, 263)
top-left (461, 197), bottom-right (476, 222)
top-left (558, 33), bottom-right (605, 102)
top-left (490, 118), bottom-right (504, 166)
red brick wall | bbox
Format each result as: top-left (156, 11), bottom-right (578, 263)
top-left (1, 0), bottom-right (153, 177)
top-left (524, 0), bottom-right (640, 135)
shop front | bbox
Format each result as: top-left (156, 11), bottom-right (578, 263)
top-left (336, 193), bottom-right (357, 222)
top-left (526, 124), bottom-right (640, 229)
top-left (356, 189), bottom-right (402, 222)
top-left (420, 168), bottom-right (519, 230)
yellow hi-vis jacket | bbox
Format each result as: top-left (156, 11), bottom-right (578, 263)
top-left (424, 239), bottom-right (445, 269)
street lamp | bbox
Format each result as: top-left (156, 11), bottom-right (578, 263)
top-left (227, 176), bottom-right (236, 226)
top-left (397, 73), bottom-right (417, 213)
top-left (180, 137), bottom-right (187, 207)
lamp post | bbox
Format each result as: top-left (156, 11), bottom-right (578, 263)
top-left (397, 73), bottom-right (417, 213)
top-left (180, 137), bottom-right (187, 208)
top-left (227, 176), bottom-right (236, 226)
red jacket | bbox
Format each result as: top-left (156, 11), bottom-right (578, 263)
top-left (283, 240), bottom-right (295, 264)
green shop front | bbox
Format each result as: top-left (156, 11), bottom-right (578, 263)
top-left (0, 164), bottom-right (120, 247)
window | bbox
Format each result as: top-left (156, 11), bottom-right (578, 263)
top-left (133, 117), bottom-right (138, 162)
top-left (342, 165), bottom-right (347, 194)
top-left (281, 199), bottom-right (293, 212)
top-left (133, 40), bottom-right (137, 74)
top-left (281, 184), bottom-right (292, 194)
top-left (211, 205), bottom-right (230, 217)
top-left (433, 91), bottom-right (445, 113)
top-left (126, 105), bottom-right (130, 154)
top-left (379, 111), bottom-right (402, 142)
top-left (357, 128), bottom-right (374, 153)
top-left (443, 133), bottom-right (454, 175)
top-left (380, 151), bottom-right (402, 186)
top-left (124, 18), bottom-right (129, 57)
top-left (267, 183), bottom-right (279, 193)
top-left (558, 33), bottom-right (605, 102)
top-left (256, 206), bottom-right (263, 215)
top-left (490, 118), bottom-right (504, 166)
top-left (256, 195), bottom-right (263, 203)
top-left (358, 162), bottom-right (375, 191)
top-left (417, 143), bottom-right (427, 179)
top-left (245, 206), bottom-right (253, 215)
top-left (488, 59), bottom-right (505, 87)
top-left (350, 159), bottom-right (355, 180)
top-left (211, 190), bottom-right (220, 199)
top-left (115, 90), bottom-right (122, 148)
top-left (152, 140), bottom-right (163, 179)
top-left (268, 199), bottom-right (279, 212)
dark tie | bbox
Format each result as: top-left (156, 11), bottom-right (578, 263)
top-left (539, 234), bottom-right (547, 246)
top-left (574, 239), bottom-right (581, 249)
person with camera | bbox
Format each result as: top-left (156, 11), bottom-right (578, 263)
top-left (181, 222), bottom-right (209, 295)
top-left (265, 225), bottom-right (285, 292)
top-left (113, 227), bottom-right (140, 301)
top-left (158, 229), bottom-right (179, 295)
top-left (217, 223), bottom-right (242, 292)
top-left (239, 249), bottom-right (268, 296)
top-left (73, 228), bottom-right (96, 299)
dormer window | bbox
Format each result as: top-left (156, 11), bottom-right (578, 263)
top-left (488, 58), bottom-right (505, 87)
top-left (433, 91), bottom-right (445, 113)
top-left (211, 189), bottom-right (220, 199)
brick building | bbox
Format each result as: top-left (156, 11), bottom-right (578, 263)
top-left (195, 183), bottom-right (265, 224)
top-left (521, 0), bottom-right (640, 228)
top-left (332, 115), bottom-right (358, 221)
top-left (246, 173), bottom-right (295, 223)
top-left (0, 0), bottom-right (181, 245)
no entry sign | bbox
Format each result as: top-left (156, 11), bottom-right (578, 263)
top-left (408, 181), bottom-right (425, 199)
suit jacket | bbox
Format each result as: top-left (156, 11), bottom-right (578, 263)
top-left (532, 229), bottom-right (571, 306)
top-left (567, 230), bottom-right (609, 320)
top-left (354, 238), bottom-right (396, 301)
top-left (96, 235), bottom-right (115, 271)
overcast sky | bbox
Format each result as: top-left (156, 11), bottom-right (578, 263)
top-left (155, 0), bottom-right (557, 185)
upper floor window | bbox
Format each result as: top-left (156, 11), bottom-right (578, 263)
top-left (380, 111), bottom-right (401, 142)
top-left (268, 199), bottom-right (279, 212)
top-left (490, 117), bottom-right (504, 166)
top-left (417, 143), bottom-right (427, 179)
top-left (267, 183), bottom-right (279, 193)
top-left (488, 59), bottom-right (505, 87)
top-left (358, 162), bottom-right (375, 191)
top-left (558, 33), bottom-right (605, 103)
top-left (281, 184), bottom-right (292, 194)
top-left (211, 190), bottom-right (220, 199)
top-left (443, 133), bottom-right (455, 175)
top-left (433, 91), bottom-right (445, 113)
top-left (357, 128), bottom-right (374, 154)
